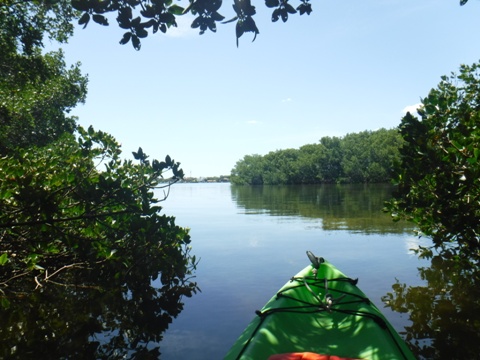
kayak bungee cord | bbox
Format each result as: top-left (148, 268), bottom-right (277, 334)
top-left (233, 252), bottom-right (412, 360)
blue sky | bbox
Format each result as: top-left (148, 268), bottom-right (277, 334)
top-left (59, 0), bottom-right (480, 177)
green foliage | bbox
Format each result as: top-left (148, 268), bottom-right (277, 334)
top-left (0, 1), bottom-right (198, 355)
top-left (0, 127), bottom-right (198, 358)
top-left (0, 49), bottom-right (87, 154)
top-left (0, 125), bottom-right (191, 288)
top-left (0, 0), bottom-right (78, 55)
top-left (230, 154), bottom-right (265, 185)
top-left (230, 128), bottom-right (402, 185)
top-left (0, 2), bottom-right (86, 155)
top-left (341, 129), bottom-right (404, 183)
top-left (386, 61), bottom-right (480, 261)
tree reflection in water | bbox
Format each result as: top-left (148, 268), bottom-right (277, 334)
top-left (383, 251), bottom-right (480, 359)
top-left (0, 278), bottom-right (193, 359)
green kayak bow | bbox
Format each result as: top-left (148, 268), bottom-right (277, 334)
top-left (225, 251), bottom-right (416, 360)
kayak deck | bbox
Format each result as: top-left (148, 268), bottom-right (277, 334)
top-left (225, 254), bottom-right (415, 360)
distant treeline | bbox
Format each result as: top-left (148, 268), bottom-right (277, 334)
top-left (230, 128), bottom-right (403, 185)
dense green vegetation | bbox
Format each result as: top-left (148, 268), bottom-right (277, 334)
top-left (0, 2), bottom-right (198, 357)
top-left (230, 128), bottom-right (403, 185)
top-left (383, 61), bottom-right (480, 358)
top-left (0, 1), bottom-right (478, 358)
top-left (386, 62), bottom-right (480, 263)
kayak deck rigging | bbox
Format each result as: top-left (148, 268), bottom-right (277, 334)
top-left (225, 251), bottom-right (416, 360)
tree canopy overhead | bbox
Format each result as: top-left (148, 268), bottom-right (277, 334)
top-left (70, 0), bottom-right (313, 48)
top-left (3, 0), bottom-right (473, 51)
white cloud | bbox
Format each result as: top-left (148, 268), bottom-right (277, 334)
top-left (402, 103), bottom-right (423, 115)
top-left (282, 97), bottom-right (293, 103)
top-left (246, 120), bottom-right (260, 125)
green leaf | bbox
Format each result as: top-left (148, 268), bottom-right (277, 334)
top-left (0, 296), bottom-right (10, 309)
top-left (0, 253), bottom-right (8, 266)
top-left (168, 4), bottom-right (184, 15)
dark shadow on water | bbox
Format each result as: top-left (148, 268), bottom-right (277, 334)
top-left (0, 280), bottom-right (190, 359)
top-left (383, 251), bottom-right (480, 359)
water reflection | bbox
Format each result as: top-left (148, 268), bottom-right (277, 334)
top-left (0, 276), bottom-right (191, 359)
top-left (383, 252), bottom-right (480, 359)
top-left (231, 184), bottom-right (414, 234)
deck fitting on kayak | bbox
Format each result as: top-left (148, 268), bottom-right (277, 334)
top-left (225, 253), bottom-right (417, 360)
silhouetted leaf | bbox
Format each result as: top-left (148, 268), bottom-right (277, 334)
top-left (207, 18), bottom-right (217, 32)
top-left (222, 16), bottom-right (238, 24)
top-left (136, 27), bottom-right (148, 38)
top-left (133, 147), bottom-right (144, 160)
top-left (272, 8), bottom-right (280, 22)
top-left (131, 34), bottom-right (141, 50)
top-left (212, 11), bottom-right (225, 21)
top-left (285, 3), bottom-right (297, 14)
top-left (191, 17), bottom-right (202, 29)
top-left (131, 16), bottom-right (141, 27)
top-left (140, 5), bottom-right (156, 18)
top-left (71, 0), bottom-right (90, 12)
top-left (92, 14), bottom-right (109, 26)
top-left (235, 16), bottom-right (258, 46)
top-left (143, 19), bottom-right (156, 28)
top-left (236, 21), bottom-right (244, 45)
top-left (159, 12), bottom-right (175, 24)
top-left (265, 0), bottom-right (280, 8)
top-left (297, 3), bottom-right (312, 15)
top-left (117, 11), bottom-right (131, 29)
top-left (119, 32), bottom-right (132, 45)
top-left (78, 12), bottom-right (90, 29)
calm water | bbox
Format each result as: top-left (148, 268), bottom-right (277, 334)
top-left (159, 183), bottom-right (430, 359)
